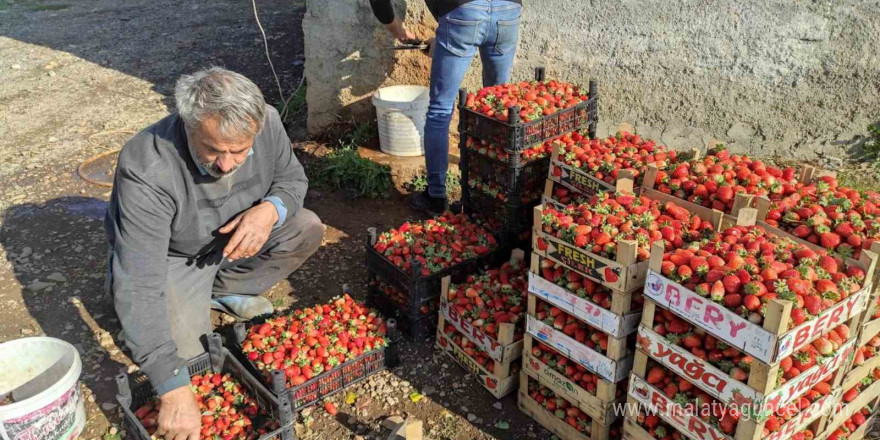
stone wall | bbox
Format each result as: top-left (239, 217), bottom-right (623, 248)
top-left (303, 0), bottom-right (880, 158)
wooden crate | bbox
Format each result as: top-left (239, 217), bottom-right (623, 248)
top-left (438, 249), bottom-right (526, 365)
top-left (547, 140), bottom-right (639, 197)
top-left (628, 349), bottom-right (844, 440)
top-left (528, 253), bottom-right (641, 338)
top-left (518, 371), bottom-right (620, 440)
top-left (527, 293), bottom-right (633, 382)
top-left (522, 334), bottom-right (625, 425)
top-left (542, 179), bottom-right (591, 212)
top-left (434, 315), bottom-right (518, 399)
top-left (641, 241), bottom-right (877, 365)
top-left (815, 379), bottom-right (880, 440)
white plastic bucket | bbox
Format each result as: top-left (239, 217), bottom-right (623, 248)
top-left (0, 337), bottom-right (85, 440)
top-left (372, 85), bottom-right (429, 157)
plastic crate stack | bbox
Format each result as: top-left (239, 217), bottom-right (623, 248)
top-left (116, 334), bottom-right (296, 440)
top-left (364, 214), bottom-right (505, 340)
top-left (434, 250), bottom-right (528, 399)
top-left (458, 67), bottom-right (598, 249)
top-left (622, 214), bottom-right (879, 440)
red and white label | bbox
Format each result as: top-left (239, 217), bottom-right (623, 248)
top-left (528, 272), bottom-right (638, 338)
top-left (765, 390), bottom-right (841, 440)
top-left (526, 315), bottom-right (631, 382)
top-left (776, 287), bottom-right (868, 359)
top-left (629, 375), bottom-right (732, 440)
top-left (440, 299), bottom-right (505, 362)
top-left (763, 338), bottom-right (855, 412)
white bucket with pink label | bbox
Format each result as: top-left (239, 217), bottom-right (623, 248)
top-left (0, 337), bottom-right (85, 440)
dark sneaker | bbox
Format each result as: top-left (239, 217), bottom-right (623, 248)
top-left (210, 295), bottom-right (274, 321)
top-left (408, 191), bottom-right (447, 216)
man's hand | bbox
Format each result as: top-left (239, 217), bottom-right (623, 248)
top-left (385, 17), bottom-right (415, 42)
top-left (423, 37), bottom-right (436, 58)
top-left (220, 201), bottom-right (278, 261)
top-left (156, 386), bottom-right (201, 440)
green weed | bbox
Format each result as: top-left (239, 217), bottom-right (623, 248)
top-left (311, 147), bottom-right (391, 198)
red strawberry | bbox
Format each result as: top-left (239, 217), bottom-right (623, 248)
top-left (324, 401), bottom-right (338, 415)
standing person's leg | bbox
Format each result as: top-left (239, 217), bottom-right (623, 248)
top-left (479, 1), bottom-right (522, 87)
top-left (211, 208), bottom-right (324, 317)
top-left (414, 2), bottom-right (490, 213)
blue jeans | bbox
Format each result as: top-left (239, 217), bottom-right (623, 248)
top-left (425, 0), bottom-right (522, 198)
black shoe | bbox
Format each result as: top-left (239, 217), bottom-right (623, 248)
top-left (408, 191), bottom-right (447, 216)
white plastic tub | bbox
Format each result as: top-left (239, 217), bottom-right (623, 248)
top-left (0, 337), bottom-right (85, 440)
top-left (372, 85), bottom-right (429, 157)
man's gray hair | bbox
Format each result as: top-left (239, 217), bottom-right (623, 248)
top-left (175, 67), bottom-right (266, 139)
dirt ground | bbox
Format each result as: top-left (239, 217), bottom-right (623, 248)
top-left (0, 1), bottom-right (543, 439)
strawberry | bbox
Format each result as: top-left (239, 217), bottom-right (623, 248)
top-left (842, 387), bottom-right (858, 403)
top-left (647, 367), bottom-right (666, 385)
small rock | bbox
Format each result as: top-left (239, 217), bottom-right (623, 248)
top-left (493, 402), bottom-right (503, 410)
top-left (439, 392), bottom-right (445, 397)
top-left (400, 381), bottom-right (410, 388)
top-left (382, 415), bottom-right (405, 430)
top-left (109, 427), bottom-right (118, 435)
top-left (467, 413), bottom-right (477, 423)
top-left (20, 247), bottom-right (32, 258)
top-left (347, 415), bottom-right (357, 425)
top-left (11, 64), bottom-right (21, 69)
top-left (423, 385), bottom-right (436, 395)
top-left (460, 406), bottom-right (468, 413)
top-left (354, 436), bottom-right (364, 440)
top-left (87, 395), bottom-right (95, 403)
top-left (21, 328), bottom-right (34, 335)
top-left (47, 272), bottom-right (66, 282)
top-left (26, 280), bottom-right (53, 291)
top-left (300, 407), bottom-right (313, 418)
top-left (48, 71), bottom-right (56, 77)
top-left (101, 403), bottom-right (117, 411)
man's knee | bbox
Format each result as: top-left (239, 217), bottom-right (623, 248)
top-left (278, 208), bottom-right (324, 255)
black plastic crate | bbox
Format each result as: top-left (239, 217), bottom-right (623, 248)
top-left (366, 290), bottom-right (437, 341)
top-left (365, 227), bottom-right (509, 307)
top-left (462, 147), bottom-right (550, 196)
top-left (463, 189), bottom-right (537, 248)
top-left (458, 67), bottom-right (598, 152)
top-left (367, 275), bottom-right (439, 320)
top-left (116, 334), bottom-right (295, 440)
top-left (229, 318), bottom-right (393, 412)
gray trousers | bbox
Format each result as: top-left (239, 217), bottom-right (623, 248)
top-left (125, 208), bottom-right (324, 360)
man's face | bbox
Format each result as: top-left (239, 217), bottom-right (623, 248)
top-left (187, 116), bottom-right (254, 179)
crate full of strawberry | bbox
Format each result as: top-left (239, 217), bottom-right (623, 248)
top-left (518, 371), bottom-right (623, 440)
top-left (549, 132), bottom-right (680, 197)
top-left (843, 335), bottom-right (880, 392)
top-left (438, 250), bottom-right (527, 364)
top-left (529, 254), bottom-right (644, 338)
top-left (231, 294), bottom-right (391, 411)
top-left (816, 393), bottom-right (879, 440)
top-left (522, 335), bottom-right (628, 425)
top-left (463, 136), bottom-right (553, 163)
top-left (116, 334), bottom-right (294, 440)
top-left (756, 175), bottom-right (880, 261)
top-left (458, 67), bottom-right (598, 152)
top-left (533, 190), bottom-right (719, 291)
top-left (527, 295), bottom-right (634, 382)
top-left (637, 303), bottom-right (855, 425)
top-left (543, 179), bottom-right (593, 212)
top-left (643, 224), bottom-right (877, 365)
top-left (623, 403), bottom-right (686, 440)
top-left (643, 146), bottom-right (809, 214)
top-left (365, 212), bottom-right (501, 308)
top-left (462, 139), bottom-right (550, 192)
top-left (434, 319), bottom-right (519, 399)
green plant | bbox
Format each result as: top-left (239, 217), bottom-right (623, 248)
top-left (311, 147), bottom-right (391, 198)
top-left (341, 122), bottom-right (374, 148)
top-left (277, 82), bottom-right (307, 125)
top-left (404, 171), bottom-right (461, 193)
top-left (863, 122), bottom-right (880, 161)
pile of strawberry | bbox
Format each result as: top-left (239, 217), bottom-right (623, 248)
top-left (368, 278), bottom-right (435, 316)
top-left (547, 181), bottom-right (591, 208)
top-left (826, 404), bottom-right (873, 440)
top-left (447, 258), bottom-right (527, 340)
top-left (659, 225), bottom-right (868, 327)
top-left (529, 340), bottom-right (627, 398)
top-left (134, 372), bottom-right (279, 440)
top-left (853, 335), bottom-right (880, 366)
top-left (464, 136), bottom-right (552, 162)
top-left (636, 408), bottom-right (682, 440)
top-left (240, 295), bottom-right (387, 388)
top-left (467, 175), bottom-right (543, 204)
top-left (644, 362), bottom-right (740, 435)
top-left (764, 375), bottom-right (835, 435)
top-left (779, 324), bottom-right (850, 380)
top-left (763, 176), bottom-right (880, 259)
top-left (552, 132), bottom-right (679, 188)
top-left (441, 324), bottom-right (521, 376)
top-left (464, 80), bottom-right (589, 123)
top-left (373, 213), bottom-right (497, 276)
top-left (526, 377), bottom-right (622, 437)
top-left (534, 299), bottom-right (611, 355)
top-left (841, 368), bottom-right (879, 406)
top-left (537, 192), bottom-right (716, 261)
top-left (538, 257), bottom-right (645, 310)
top-left (657, 147), bottom-right (801, 212)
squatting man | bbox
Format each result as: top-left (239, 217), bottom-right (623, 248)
top-left (105, 67), bottom-right (324, 440)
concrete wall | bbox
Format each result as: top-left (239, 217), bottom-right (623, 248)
top-left (303, 0), bottom-right (880, 159)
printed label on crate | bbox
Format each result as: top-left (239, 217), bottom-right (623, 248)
top-left (643, 270), bottom-right (776, 363)
top-left (439, 300), bottom-right (506, 362)
top-left (435, 330), bottom-right (516, 397)
top-left (629, 375), bottom-right (733, 440)
top-left (538, 234), bottom-right (623, 286)
top-left (635, 326), bottom-right (764, 417)
top-left (775, 286), bottom-right (869, 360)
top-left (763, 337), bottom-right (855, 413)
top-left (528, 272), bottom-right (633, 337)
top-left (765, 390), bottom-right (841, 440)
top-left (526, 315), bottom-right (629, 382)
top-left (550, 161), bottom-right (614, 196)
